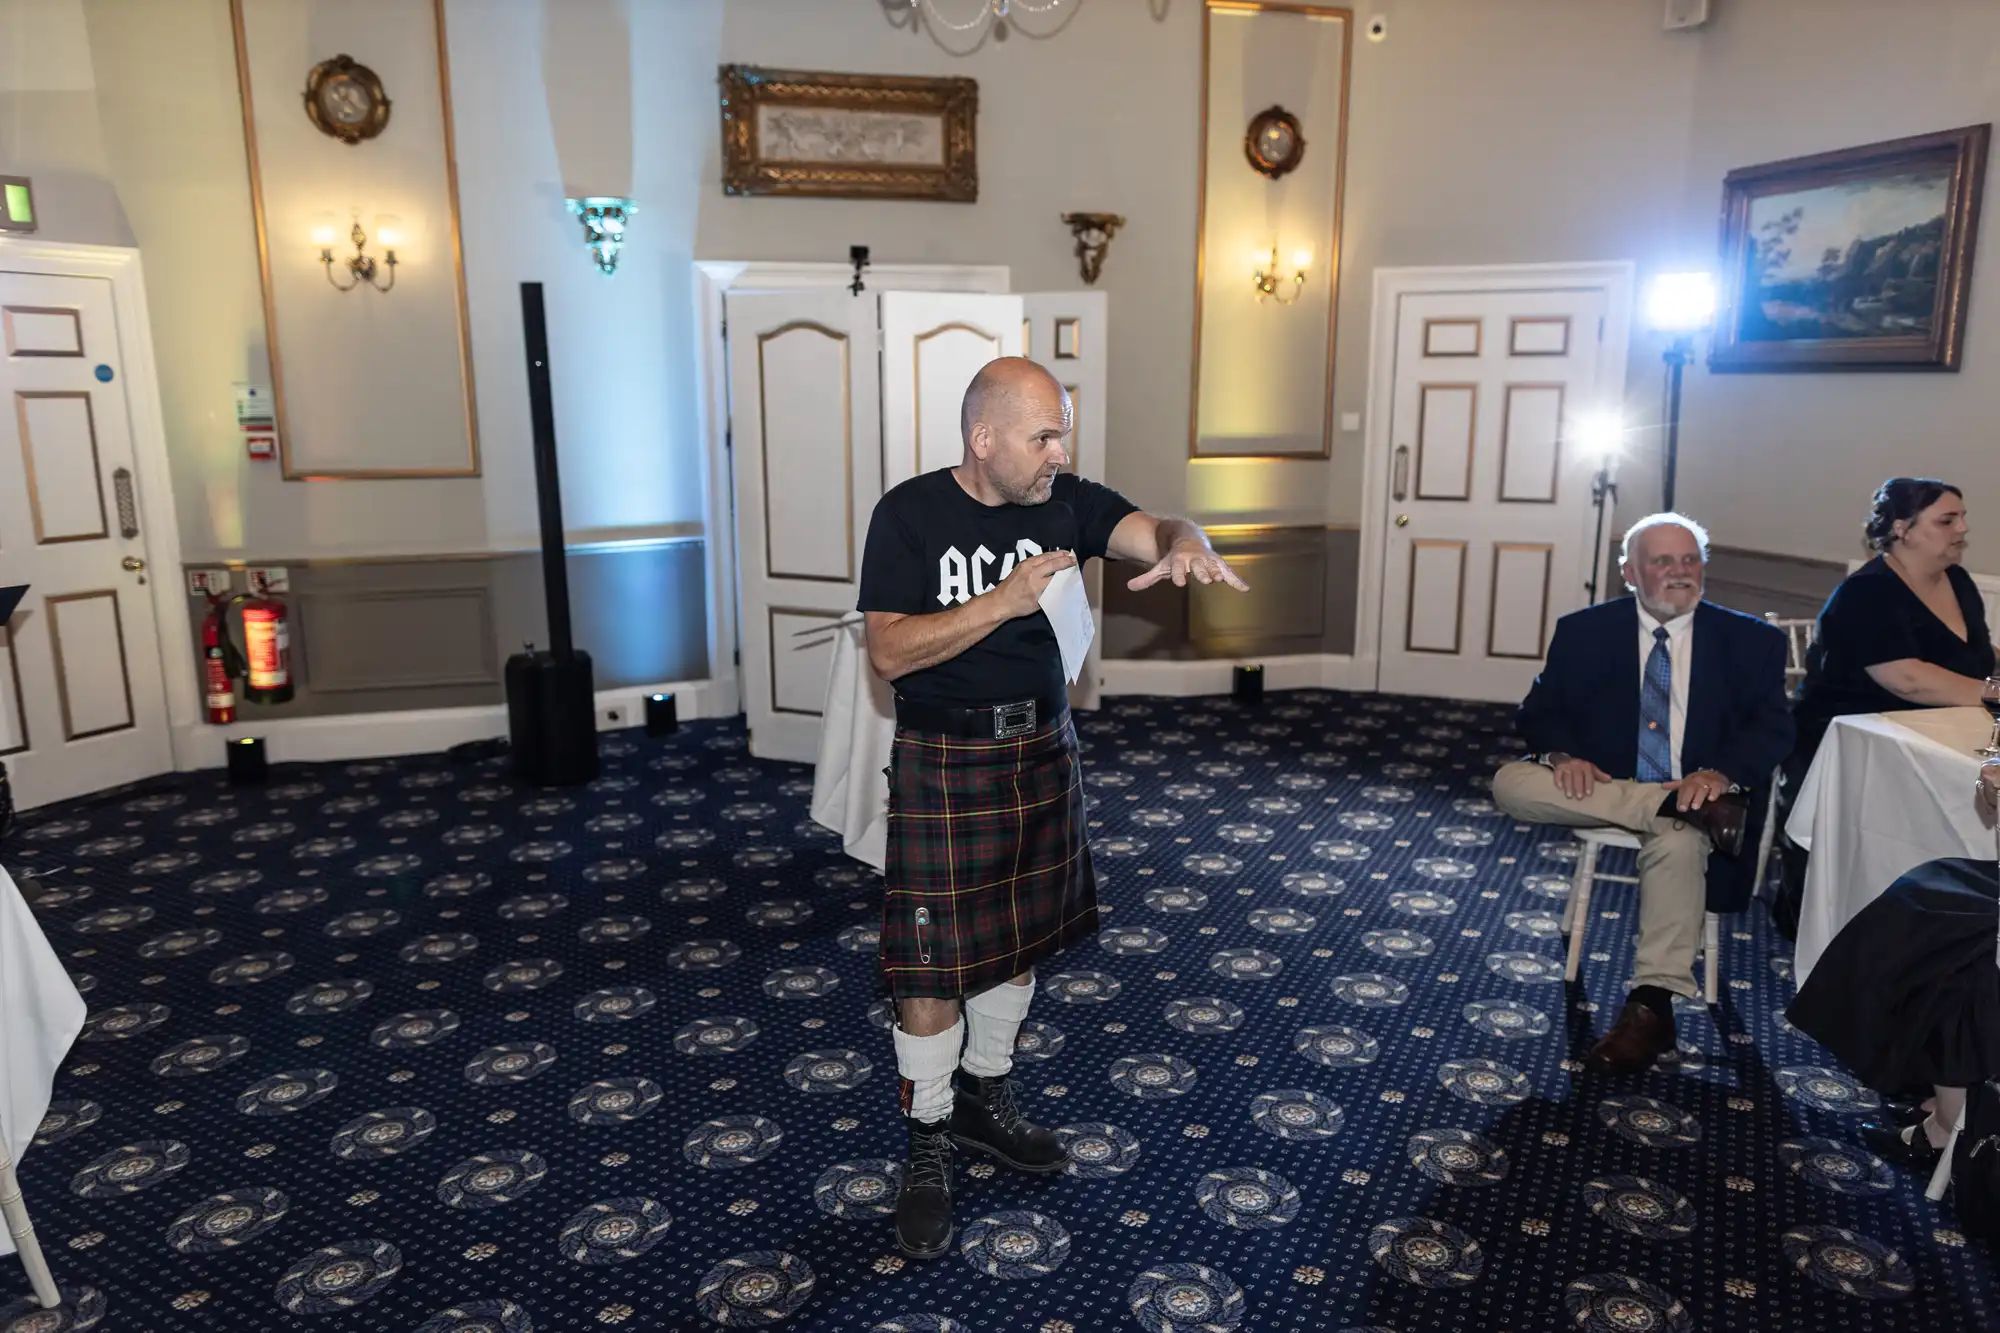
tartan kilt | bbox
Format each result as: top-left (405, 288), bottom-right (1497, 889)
top-left (878, 713), bottom-right (1098, 999)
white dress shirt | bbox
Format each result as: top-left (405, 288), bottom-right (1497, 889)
top-left (1636, 604), bottom-right (1694, 780)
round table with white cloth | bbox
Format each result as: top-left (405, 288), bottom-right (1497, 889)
top-left (1787, 705), bottom-right (1997, 987)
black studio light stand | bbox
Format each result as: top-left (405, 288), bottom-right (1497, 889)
top-left (1579, 409), bottom-right (1625, 604)
top-left (503, 281), bottom-right (600, 787)
top-left (1644, 272), bottom-right (1716, 514)
top-left (1659, 332), bottom-right (1695, 512)
top-left (1585, 462), bottom-right (1620, 604)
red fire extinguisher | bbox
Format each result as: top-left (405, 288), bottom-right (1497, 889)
top-left (201, 589), bottom-right (294, 723)
top-left (240, 590), bottom-right (293, 705)
top-left (201, 594), bottom-right (239, 725)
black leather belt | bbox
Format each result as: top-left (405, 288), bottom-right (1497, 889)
top-left (894, 693), bottom-right (1067, 740)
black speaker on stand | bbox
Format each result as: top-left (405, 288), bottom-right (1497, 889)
top-left (504, 282), bottom-right (599, 786)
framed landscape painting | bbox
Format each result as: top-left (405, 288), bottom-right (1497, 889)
top-left (1711, 123), bottom-right (1990, 371)
top-left (718, 65), bottom-right (978, 202)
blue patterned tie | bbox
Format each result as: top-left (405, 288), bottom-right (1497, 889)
top-left (1637, 625), bottom-right (1672, 783)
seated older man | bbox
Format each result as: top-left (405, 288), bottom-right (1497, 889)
top-left (1493, 513), bottom-right (1794, 1074)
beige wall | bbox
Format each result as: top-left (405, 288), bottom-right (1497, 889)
top-left (700, 0), bottom-right (2000, 575)
top-left (1668, 0), bottom-right (2000, 568)
top-left (41, 0), bottom-right (716, 564)
top-left (1331, 0), bottom-right (1699, 541)
top-left (8, 0), bottom-right (1998, 661)
top-left (6, 0), bottom-right (717, 692)
top-left (697, 0), bottom-right (1206, 516)
top-left (0, 0), bottom-right (130, 246)
top-left (693, 0), bottom-right (1704, 542)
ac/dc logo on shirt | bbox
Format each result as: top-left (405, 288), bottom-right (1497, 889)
top-left (935, 539), bottom-right (1050, 606)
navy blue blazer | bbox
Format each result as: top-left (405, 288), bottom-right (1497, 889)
top-left (1515, 597), bottom-right (1795, 913)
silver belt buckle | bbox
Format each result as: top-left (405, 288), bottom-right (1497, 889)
top-left (993, 699), bottom-right (1036, 739)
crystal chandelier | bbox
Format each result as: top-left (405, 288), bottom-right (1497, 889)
top-left (883, 0), bottom-right (1077, 45)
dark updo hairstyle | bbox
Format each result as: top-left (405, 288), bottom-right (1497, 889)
top-left (1865, 477), bottom-right (1963, 552)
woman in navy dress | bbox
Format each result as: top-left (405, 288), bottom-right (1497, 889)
top-left (1773, 478), bottom-right (1996, 935)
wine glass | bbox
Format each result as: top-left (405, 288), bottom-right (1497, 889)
top-left (1981, 673), bottom-right (2000, 759)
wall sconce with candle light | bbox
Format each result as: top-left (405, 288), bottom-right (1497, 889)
top-left (566, 197), bottom-right (637, 277)
top-left (314, 213), bottom-right (398, 293)
top-left (1253, 244), bottom-right (1311, 305)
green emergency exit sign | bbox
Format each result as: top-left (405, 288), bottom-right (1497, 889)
top-left (0, 177), bottom-right (36, 233)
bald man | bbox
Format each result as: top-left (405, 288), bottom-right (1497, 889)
top-left (857, 356), bottom-right (1247, 1258)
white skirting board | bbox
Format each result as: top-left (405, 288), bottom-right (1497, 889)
top-left (170, 678), bottom-right (734, 771)
top-left (1095, 655), bottom-right (1378, 698)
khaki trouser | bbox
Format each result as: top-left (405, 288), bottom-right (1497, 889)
top-left (1491, 761), bottom-right (1710, 999)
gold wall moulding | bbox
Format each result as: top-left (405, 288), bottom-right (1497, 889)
top-left (1187, 0), bottom-right (1354, 460)
top-left (231, 0), bottom-right (480, 481)
top-left (718, 65), bottom-right (978, 202)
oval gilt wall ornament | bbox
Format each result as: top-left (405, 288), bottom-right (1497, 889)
top-left (303, 55), bottom-right (391, 145)
top-left (1245, 105), bottom-right (1305, 179)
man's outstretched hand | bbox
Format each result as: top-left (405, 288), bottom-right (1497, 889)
top-left (1128, 541), bottom-right (1249, 592)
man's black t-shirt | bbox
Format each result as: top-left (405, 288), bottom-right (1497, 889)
top-left (857, 468), bottom-right (1140, 706)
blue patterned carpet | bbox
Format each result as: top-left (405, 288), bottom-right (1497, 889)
top-left (4, 690), bottom-right (1995, 1332)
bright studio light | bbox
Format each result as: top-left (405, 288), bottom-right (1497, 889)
top-left (1573, 410), bottom-right (1625, 466)
top-left (1646, 271), bottom-right (1717, 334)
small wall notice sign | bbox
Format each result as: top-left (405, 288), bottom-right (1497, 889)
top-left (0, 176), bottom-right (34, 232)
top-left (234, 383), bottom-right (278, 461)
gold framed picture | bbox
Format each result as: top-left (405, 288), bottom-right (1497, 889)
top-left (718, 65), bottom-right (978, 203)
top-left (1713, 124), bottom-right (1990, 371)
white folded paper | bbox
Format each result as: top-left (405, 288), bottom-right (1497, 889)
top-left (1037, 565), bottom-right (1095, 685)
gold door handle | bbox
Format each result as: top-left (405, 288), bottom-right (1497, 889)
top-left (121, 556), bottom-right (145, 571)
top-left (1395, 515), bottom-right (1410, 528)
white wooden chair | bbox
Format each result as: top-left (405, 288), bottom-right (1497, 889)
top-left (1561, 827), bottom-right (1724, 1003)
top-left (0, 1117), bottom-right (61, 1309)
top-left (1754, 613), bottom-right (1817, 898)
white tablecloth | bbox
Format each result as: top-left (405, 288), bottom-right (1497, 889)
top-left (1788, 706), bottom-right (1997, 987)
top-left (0, 863), bottom-right (85, 1257)
top-left (809, 613), bottom-right (896, 872)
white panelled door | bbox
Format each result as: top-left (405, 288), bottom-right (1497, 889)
top-left (724, 289), bottom-right (883, 765)
top-left (1023, 290), bottom-right (1108, 710)
top-left (878, 291), bottom-right (1025, 491)
top-left (0, 271), bottom-right (172, 807)
top-left (1376, 287), bottom-right (1608, 702)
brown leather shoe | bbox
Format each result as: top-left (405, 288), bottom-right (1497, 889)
top-left (1583, 1000), bottom-right (1678, 1075)
top-left (1654, 790), bottom-right (1747, 857)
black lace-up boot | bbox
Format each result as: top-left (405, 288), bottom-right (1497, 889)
top-left (949, 1072), bottom-right (1067, 1174)
top-left (894, 1118), bottom-right (956, 1258)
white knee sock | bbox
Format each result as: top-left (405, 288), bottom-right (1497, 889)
top-left (960, 977), bottom-right (1035, 1079)
top-left (893, 1019), bottom-right (964, 1125)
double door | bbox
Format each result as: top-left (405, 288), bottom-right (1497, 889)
top-left (724, 287), bottom-right (1107, 763)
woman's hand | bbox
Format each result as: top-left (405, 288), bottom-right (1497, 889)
top-left (1979, 758), bottom-right (2000, 826)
